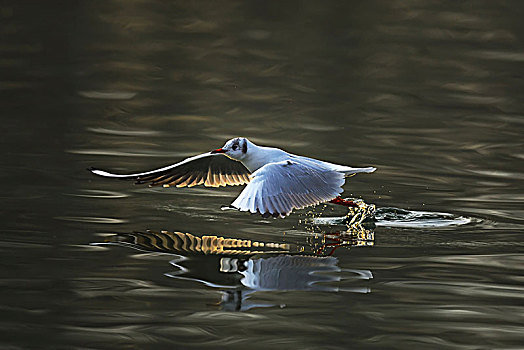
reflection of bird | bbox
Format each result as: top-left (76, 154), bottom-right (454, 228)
top-left (89, 137), bottom-right (376, 217)
top-left (99, 228), bottom-right (374, 310)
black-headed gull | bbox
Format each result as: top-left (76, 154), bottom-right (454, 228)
top-left (89, 137), bottom-right (376, 218)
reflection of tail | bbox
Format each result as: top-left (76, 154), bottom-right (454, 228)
top-left (108, 230), bottom-right (292, 256)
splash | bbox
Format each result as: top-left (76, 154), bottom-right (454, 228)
top-left (374, 208), bottom-right (475, 228)
top-left (308, 198), bottom-right (477, 229)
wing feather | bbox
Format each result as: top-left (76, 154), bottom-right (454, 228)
top-left (268, 194), bottom-right (279, 214)
top-left (187, 173), bottom-right (204, 187)
top-left (231, 160), bottom-right (344, 217)
top-left (275, 195), bottom-right (289, 216)
top-left (177, 172), bottom-right (196, 187)
top-left (89, 152), bottom-right (251, 188)
top-left (269, 196), bottom-right (281, 217)
top-left (230, 174), bottom-right (240, 184)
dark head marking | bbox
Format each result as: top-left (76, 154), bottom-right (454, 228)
top-left (242, 139), bottom-right (248, 153)
top-left (231, 138), bottom-right (240, 151)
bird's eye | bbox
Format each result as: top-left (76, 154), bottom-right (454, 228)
top-left (232, 145), bottom-right (238, 150)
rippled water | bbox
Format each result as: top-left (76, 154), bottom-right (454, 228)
top-left (2, 1), bottom-right (524, 349)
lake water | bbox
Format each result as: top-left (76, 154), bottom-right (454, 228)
top-left (1, 1), bottom-right (524, 349)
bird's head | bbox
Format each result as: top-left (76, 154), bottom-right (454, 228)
top-left (211, 137), bottom-right (249, 161)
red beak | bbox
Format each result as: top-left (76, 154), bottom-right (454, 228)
top-left (211, 148), bottom-right (226, 154)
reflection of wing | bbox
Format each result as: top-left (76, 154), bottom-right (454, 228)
top-left (231, 160), bottom-right (345, 217)
top-left (89, 152), bottom-right (251, 187)
top-left (106, 230), bottom-right (291, 255)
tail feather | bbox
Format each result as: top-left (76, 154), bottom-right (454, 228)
top-left (340, 166), bottom-right (376, 176)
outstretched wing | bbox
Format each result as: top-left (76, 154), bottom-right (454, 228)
top-left (230, 160), bottom-right (345, 217)
top-left (89, 152), bottom-right (251, 188)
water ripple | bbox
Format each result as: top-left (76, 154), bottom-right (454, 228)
top-left (68, 149), bottom-right (187, 157)
top-left (55, 216), bottom-right (127, 224)
top-left (77, 90), bottom-right (137, 100)
top-left (475, 50), bottom-right (524, 62)
top-left (87, 127), bottom-right (161, 137)
top-left (66, 189), bottom-right (129, 199)
top-left (428, 254), bottom-right (524, 270)
top-left (374, 208), bottom-right (476, 228)
top-left (385, 280), bottom-right (524, 300)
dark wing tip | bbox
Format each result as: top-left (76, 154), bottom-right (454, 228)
top-left (259, 210), bottom-right (286, 219)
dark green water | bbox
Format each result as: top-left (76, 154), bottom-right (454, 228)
top-left (1, 1), bottom-right (523, 349)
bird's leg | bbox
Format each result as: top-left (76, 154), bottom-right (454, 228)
top-left (329, 196), bottom-right (358, 208)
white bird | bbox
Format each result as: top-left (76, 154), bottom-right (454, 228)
top-left (89, 137), bottom-right (376, 218)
